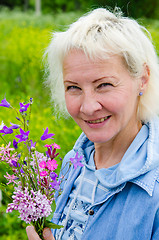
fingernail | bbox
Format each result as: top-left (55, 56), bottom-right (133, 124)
top-left (43, 228), bottom-right (50, 238)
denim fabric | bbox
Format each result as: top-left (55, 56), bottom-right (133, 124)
top-left (52, 116), bottom-right (159, 239)
top-left (55, 151), bottom-right (119, 239)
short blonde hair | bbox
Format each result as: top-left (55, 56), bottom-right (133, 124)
top-left (45, 7), bottom-right (159, 121)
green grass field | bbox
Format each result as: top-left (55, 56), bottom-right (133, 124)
top-left (0, 9), bottom-right (159, 239)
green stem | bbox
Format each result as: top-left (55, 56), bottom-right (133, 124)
top-left (27, 104), bottom-right (32, 131)
top-left (34, 153), bottom-right (42, 191)
top-left (0, 134), bottom-right (8, 144)
top-left (11, 106), bottom-right (20, 117)
top-left (32, 217), bottom-right (46, 240)
top-left (17, 161), bottom-right (25, 189)
top-left (22, 115), bottom-right (26, 131)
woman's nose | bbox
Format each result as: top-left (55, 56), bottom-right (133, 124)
top-left (80, 94), bottom-right (102, 115)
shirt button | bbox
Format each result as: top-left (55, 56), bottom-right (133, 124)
top-left (88, 209), bottom-right (94, 215)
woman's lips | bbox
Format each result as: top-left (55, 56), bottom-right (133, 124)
top-left (85, 116), bottom-right (110, 124)
top-left (84, 116), bottom-right (111, 128)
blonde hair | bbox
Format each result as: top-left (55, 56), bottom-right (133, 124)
top-left (45, 7), bottom-right (159, 121)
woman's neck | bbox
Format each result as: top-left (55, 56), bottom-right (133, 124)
top-left (94, 120), bottom-right (142, 170)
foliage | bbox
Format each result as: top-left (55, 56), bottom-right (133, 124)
top-left (141, 18), bottom-right (159, 56)
top-left (1, 0), bottom-right (159, 19)
top-left (0, 205), bottom-right (27, 240)
top-left (0, 10), bottom-right (83, 103)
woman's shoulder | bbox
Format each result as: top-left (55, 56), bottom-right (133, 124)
top-left (62, 149), bottom-right (76, 166)
top-left (131, 166), bottom-right (159, 202)
top-left (153, 170), bottom-right (159, 201)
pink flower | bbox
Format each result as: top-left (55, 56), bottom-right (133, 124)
top-left (4, 172), bottom-right (17, 185)
top-left (0, 142), bottom-right (14, 155)
top-left (40, 171), bottom-right (48, 177)
top-left (47, 160), bottom-right (58, 171)
top-left (39, 161), bottom-right (46, 169)
top-left (45, 144), bottom-right (60, 160)
top-left (0, 142), bottom-right (19, 164)
top-left (44, 144), bottom-right (53, 148)
top-left (53, 143), bottom-right (60, 149)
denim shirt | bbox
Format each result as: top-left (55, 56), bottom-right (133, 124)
top-left (52, 117), bottom-right (159, 240)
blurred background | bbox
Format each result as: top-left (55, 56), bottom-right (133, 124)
top-left (0, 0), bottom-right (159, 239)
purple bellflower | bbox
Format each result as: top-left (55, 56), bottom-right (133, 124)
top-left (10, 123), bottom-right (20, 130)
top-left (0, 126), bottom-right (13, 136)
top-left (15, 128), bottom-right (30, 143)
top-left (0, 98), bottom-right (10, 108)
top-left (70, 152), bottom-right (84, 169)
top-left (19, 102), bottom-right (30, 113)
top-left (13, 139), bottom-right (18, 149)
top-left (30, 139), bottom-right (36, 148)
top-left (50, 172), bottom-right (58, 180)
top-left (27, 139), bottom-right (36, 151)
top-left (11, 160), bottom-right (20, 168)
top-left (30, 97), bottom-right (33, 104)
top-left (23, 160), bottom-right (27, 166)
top-left (50, 180), bottom-right (61, 191)
top-left (20, 168), bottom-right (24, 173)
top-left (41, 127), bottom-right (54, 141)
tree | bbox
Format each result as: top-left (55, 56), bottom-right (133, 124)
top-left (35, 0), bottom-right (41, 15)
top-left (24, 0), bottom-right (29, 11)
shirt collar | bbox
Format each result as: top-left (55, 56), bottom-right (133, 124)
top-left (130, 167), bottom-right (159, 196)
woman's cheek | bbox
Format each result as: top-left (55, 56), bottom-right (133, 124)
top-left (104, 94), bottom-right (126, 113)
top-left (65, 96), bottom-right (80, 117)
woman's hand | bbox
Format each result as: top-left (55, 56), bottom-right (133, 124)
top-left (26, 226), bottom-right (55, 240)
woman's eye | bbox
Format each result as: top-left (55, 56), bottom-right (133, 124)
top-left (66, 85), bottom-right (81, 91)
top-left (97, 83), bottom-right (113, 88)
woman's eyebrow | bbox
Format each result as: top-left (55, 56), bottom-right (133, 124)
top-left (64, 80), bottom-right (78, 84)
top-left (92, 76), bottom-right (117, 83)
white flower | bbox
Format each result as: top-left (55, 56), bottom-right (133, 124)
top-left (0, 121), bottom-right (4, 130)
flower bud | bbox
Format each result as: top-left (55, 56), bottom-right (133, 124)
top-left (30, 98), bottom-right (33, 104)
top-left (31, 147), bottom-right (36, 152)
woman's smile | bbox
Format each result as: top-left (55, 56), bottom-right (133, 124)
top-left (84, 116), bottom-right (111, 129)
top-left (85, 116), bottom-right (110, 124)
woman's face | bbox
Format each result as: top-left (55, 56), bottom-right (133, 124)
top-left (63, 50), bottom-right (143, 144)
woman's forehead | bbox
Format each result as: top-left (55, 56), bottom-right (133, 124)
top-left (63, 50), bottom-right (125, 71)
top-left (63, 50), bottom-right (132, 84)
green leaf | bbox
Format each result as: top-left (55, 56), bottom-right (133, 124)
top-left (44, 220), bottom-right (63, 229)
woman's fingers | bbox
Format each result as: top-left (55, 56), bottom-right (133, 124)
top-left (26, 226), bottom-right (55, 240)
top-left (26, 225), bottom-right (41, 240)
top-left (43, 228), bottom-right (55, 240)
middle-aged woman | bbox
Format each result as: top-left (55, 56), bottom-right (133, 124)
top-left (27, 7), bottom-right (159, 240)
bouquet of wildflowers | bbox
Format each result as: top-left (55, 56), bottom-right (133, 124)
top-left (0, 98), bottom-right (83, 239)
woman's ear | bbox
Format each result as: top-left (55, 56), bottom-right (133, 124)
top-left (139, 64), bottom-right (150, 94)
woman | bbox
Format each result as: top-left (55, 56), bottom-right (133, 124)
top-left (27, 7), bottom-right (159, 240)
